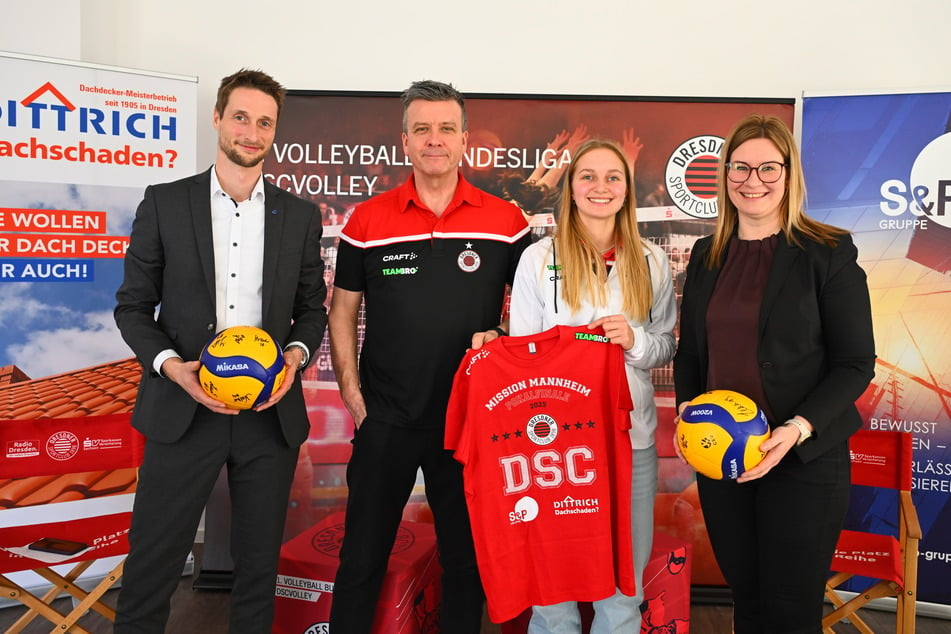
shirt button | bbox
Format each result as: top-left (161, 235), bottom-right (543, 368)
top-left (206, 323), bottom-right (215, 331)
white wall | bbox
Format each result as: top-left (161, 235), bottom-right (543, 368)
top-left (7, 0), bottom-right (951, 169)
top-left (3, 1), bottom-right (80, 60)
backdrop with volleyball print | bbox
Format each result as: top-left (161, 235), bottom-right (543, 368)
top-left (264, 91), bottom-right (795, 592)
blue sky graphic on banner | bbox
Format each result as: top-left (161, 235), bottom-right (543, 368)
top-left (0, 52), bottom-right (197, 379)
top-left (802, 90), bottom-right (951, 605)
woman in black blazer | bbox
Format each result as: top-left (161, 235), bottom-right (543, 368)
top-left (674, 114), bottom-right (875, 633)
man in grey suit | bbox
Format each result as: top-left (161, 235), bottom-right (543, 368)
top-left (114, 69), bottom-right (326, 633)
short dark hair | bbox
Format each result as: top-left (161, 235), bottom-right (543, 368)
top-left (215, 69), bottom-right (286, 119)
top-left (400, 80), bottom-right (467, 132)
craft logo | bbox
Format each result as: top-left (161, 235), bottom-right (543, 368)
top-left (457, 243), bottom-right (481, 273)
top-left (381, 252), bottom-right (417, 262)
top-left (508, 496), bottom-right (539, 524)
top-left (527, 413), bottom-right (558, 445)
top-left (880, 132), bottom-right (951, 230)
top-left (464, 348), bottom-right (490, 376)
top-left (0, 81), bottom-right (177, 140)
top-left (665, 135), bottom-right (724, 219)
top-left (46, 430), bottom-right (80, 461)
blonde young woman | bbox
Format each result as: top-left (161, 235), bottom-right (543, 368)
top-left (509, 139), bottom-right (677, 633)
top-left (674, 114), bottom-right (875, 633)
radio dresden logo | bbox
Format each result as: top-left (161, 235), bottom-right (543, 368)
top-left (526, 414), bottom-right (558, 445)
top-left (880, 132), bottom-right (951, 230)
top-left (457, 242), bottom-right (481, 273)
top-left (665, 135), bottom-right (724, 219)
top-left (46, 431), bottom-right (80, 461)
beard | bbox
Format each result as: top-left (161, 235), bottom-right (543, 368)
top-left (220, 138), bottom-right (267, 168)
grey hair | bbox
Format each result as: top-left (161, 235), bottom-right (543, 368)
top-left (401, 80), bottom-right (467, 132)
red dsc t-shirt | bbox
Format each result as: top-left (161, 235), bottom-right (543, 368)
top-left (446, 325), bottom-right (635, 623)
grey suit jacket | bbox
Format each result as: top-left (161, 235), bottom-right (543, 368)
top-left (674, 230), bottom-right (875, 462)
top-left (115, 168), bottom-right (327, 446)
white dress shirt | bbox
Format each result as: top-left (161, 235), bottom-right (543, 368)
top-left (152, 166), bottom-right (308, 374)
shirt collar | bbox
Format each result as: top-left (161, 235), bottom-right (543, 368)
top-left (210, 165), bottom-right (266, 203)
top-left (398, 172), bottom-right (483, 214)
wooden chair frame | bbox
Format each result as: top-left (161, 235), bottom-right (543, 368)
top-left (0, 558), bottom-right (124, 633)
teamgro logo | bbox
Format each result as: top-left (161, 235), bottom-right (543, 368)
top-left (880, 132), bottom-right (951, 230)
top-left (665, 135), bottom-right (724, 219)
top-left (46, 430), bottom-right (80, 461)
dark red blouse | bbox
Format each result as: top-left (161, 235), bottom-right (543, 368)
top-left (706, 233), bottom-right (779, 424)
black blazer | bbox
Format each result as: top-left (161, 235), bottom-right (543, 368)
top-left (115, 168), bottom-right (327, 446)
top-left (674, 230), bottom-right (875, 462)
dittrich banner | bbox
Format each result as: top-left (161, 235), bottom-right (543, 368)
top-left (265, 90), bottom-right (794, 589)
top-left (802, 89), bottom-right (951, 609)
top-left (0, 50), bottom-right (196, 596)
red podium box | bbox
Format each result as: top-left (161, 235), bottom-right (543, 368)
top-left (272, 512), bottom-right (441, 634)
top-left (500, 531), bottom-right (691, 633)
top-left (640, 532), bottom-right (691, 632)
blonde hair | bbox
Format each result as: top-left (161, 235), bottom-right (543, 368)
top-left (553, 139), bottom-right (652, 320)
top-left (707, 114), bottom-right (845, 268)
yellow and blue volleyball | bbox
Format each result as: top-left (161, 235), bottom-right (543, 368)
top-left (676, 389), bottom-right (770, 480)
top-left (198, 326), bottom-right (286, 410)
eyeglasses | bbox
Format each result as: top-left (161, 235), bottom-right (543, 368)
top-left (725, 161), bottom-right (787, 183)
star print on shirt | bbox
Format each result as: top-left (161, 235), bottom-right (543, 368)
top-left (487, 420), bottom-right (606, 443)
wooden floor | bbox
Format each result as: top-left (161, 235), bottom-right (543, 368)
top-left (2, 547), bottom-right (947, 632)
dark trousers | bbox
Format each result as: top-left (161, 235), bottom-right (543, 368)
top-left (115, 408), bottom-right (298, 634)
top-left (697, 443), bottom-right (850, 634)
top-left (329, 418), bottom-right (484, 634)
